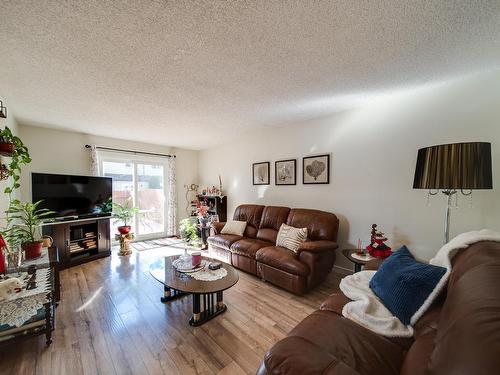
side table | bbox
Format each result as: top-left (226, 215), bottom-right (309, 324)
top-left (342, 249), bottom-right (375, 273)
top-left (0, 268), bottom-right (55, 346)
top-left (6, 247), bottom-right (60, 302)
top-left (198, 225), bottom-right (211, 250)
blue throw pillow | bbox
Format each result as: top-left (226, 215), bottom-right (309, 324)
top-left (369, 246), bottom-right (446, 325)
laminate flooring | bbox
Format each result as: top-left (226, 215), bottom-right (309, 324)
top-left (1, 247), bottom-right (342, 375)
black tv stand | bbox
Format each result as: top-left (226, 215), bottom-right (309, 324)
top-left (41, 217), bottom-right (111, 269)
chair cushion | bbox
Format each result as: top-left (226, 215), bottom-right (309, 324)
top-left (207, 234), bottom-right (243, 250)
top-left (230, 238), bottom-right (273, 259)
top-left (276, 223), bottom-right (307, 253)
top-left (220, 220), bottom-right (247, 236)
top-left (369, 246), bottom-right (446, 325)
top-left (256, 246), bottom-right (310, 276)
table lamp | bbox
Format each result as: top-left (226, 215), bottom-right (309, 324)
top-left (413, 142), bottom-right (492, 243)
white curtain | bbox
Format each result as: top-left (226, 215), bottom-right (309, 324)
top-left (89, 145), bottom-right (99, 176)
top-left (166, 156), bottom-right (177, 236)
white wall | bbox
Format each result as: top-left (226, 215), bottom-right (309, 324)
top-left (198, 71), bottom-right (500, 271)
top-left (0, 115), bottom-right (19, 227)
top-left (17, 125), bottom-right (199, 224)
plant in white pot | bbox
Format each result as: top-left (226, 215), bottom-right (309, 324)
top-left (5, 200), bottom-right (54, 259)
top-left (113, 201), bottom-right (139, 234)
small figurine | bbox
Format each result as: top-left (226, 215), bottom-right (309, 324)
top-left (366, 224), bottom-right (392, 258)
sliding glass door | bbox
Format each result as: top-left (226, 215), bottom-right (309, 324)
top-left (101, 154), bottom-right (167, 240)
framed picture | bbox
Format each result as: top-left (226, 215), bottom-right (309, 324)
top-left (303, 154), bottom-right (330, 184)
top-left (252, 162), bottom-right (270, 185)
top-left (275, 159), bottom-right (296, 185)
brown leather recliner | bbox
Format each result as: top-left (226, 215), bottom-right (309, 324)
top-left (208, 204), bottom-right (339, 294)
top-left (257, 240), bottom-right (500, 375)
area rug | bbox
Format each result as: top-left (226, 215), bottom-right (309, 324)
top-left (130, 237), bottom-right (199, 252)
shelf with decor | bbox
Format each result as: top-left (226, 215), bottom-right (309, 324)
top-left (196, 195), bottom-right (227, 222)
top-left (42, 217), bottom-right (110, 269)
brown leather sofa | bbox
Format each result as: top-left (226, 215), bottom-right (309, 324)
top-left (257, 240), bottom-right (500, 374)
top-left (207, 204), bottom-right (339, 294)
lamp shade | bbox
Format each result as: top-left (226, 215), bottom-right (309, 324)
top-left (413, 142), bottom-right (492, 190)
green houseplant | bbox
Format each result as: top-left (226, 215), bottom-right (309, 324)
top-left (113, 201), bottom-right (139, 234)
top-left (5, 200), bottom-right (54, 259)
top-left (179, 218), bottom-right (201, 247)
top-left (0, 126), bottom-right (31, 253)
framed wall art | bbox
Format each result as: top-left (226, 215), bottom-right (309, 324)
top-left (303, 154), bottom-right (330, 184)
top-left (275, 159), bottom-right (296, 185)
top-left (252, 161), bottom-right (270, 185)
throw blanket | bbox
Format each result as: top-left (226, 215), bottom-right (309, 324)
top-left (340, 229), bottom-right (500, 338)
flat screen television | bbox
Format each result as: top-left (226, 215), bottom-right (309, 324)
top-left (31, 172), bottom-right (112, 220)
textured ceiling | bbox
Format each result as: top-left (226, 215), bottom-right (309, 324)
top-left (1, 1), bottom-right (500, 150)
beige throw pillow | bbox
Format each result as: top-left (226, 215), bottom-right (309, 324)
top-left (276, 223), bottom-right (308, 253)
top-left (221, 220), bottom-right (247, 236)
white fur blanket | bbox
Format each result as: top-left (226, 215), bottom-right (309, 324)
top-left (339, 229), bottom-right (500, 338)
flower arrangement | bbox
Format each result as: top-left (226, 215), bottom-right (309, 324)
top-left (196, 202), bottom-right (208, 218)
top-left (195, 200), bottom-right (209, 227)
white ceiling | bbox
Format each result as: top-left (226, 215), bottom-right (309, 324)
top-left (1, 1), bottom-right (500, 150)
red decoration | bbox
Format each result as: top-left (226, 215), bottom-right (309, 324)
top-left (0, 234), bottom-right (6, 274)
top-left (366, 224), bottom-right (392, 258)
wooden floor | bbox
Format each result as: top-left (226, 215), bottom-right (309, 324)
top-left (1, 247), bottom-right (342, 375)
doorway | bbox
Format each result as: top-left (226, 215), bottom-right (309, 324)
top-left (100, 154), bottom-right (168, 240)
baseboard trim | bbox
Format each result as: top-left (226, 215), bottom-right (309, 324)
top-left (333, 265), bottom-right (353, 276)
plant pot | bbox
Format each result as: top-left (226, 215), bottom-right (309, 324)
top-left (118, 225), bottom-right (131, 235)
top-left (22, 241), bottom-right (43, 259)
top-left (0, 141), bottom-right (15, 157)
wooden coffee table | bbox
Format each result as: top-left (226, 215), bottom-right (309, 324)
top-left (149, 256), bottom-right (239, 326)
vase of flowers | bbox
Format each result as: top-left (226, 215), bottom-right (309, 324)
top-left (195, 200), bottom-right (209, 227)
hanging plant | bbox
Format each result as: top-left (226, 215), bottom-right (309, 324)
top-left (0, 126), bottom-right (31, 250)
top-left (0, 127), bottom-right (31, 194)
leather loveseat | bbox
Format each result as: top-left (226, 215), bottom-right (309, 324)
top-left (207, 204), bottom-right (339, 294)
top-left (257, 240), bottom-right (500, 375)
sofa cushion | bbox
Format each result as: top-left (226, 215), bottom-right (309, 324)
top-left (233, 204), bottom-right (265, 238)
top-left (261, 336), bottom-right (349, 375)
top-left (286, 309), bottom-right (406, 375)
top-left (287, 208), bottom-right (339, 241)
top-left (230, 238), bottom-right (273, 258)
top-left (220, 220), bottom-right (247, 236)
top-left (207, 234), bottom-right (243, 250)
top-left (276, 223), bottom-right (307, 253)
top-left (256, 246), bottom-right (310, 276)
top-left (256, 206), bottom-right (290, 243)
top-left (320, 292), bottom-right (414, 352)
top-left (370, 246), bottom-right (446, 325)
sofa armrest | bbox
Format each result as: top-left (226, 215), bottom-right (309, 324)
top-left (298, 240), bottom-right (338, 254)
top-left (211, 222), bottom-right (226, 234)
top-left (320, 293), bottom-right (352, 315)
top-left (364, 257), bottom-right (385, 271)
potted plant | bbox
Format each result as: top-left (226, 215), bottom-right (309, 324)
top-left (113, 201), bottom-right (139, 234)
top-left (0, 127), bottom-right (31, 257)
top-left (0, 126), bottom-right (31, 194)
top-left (0, 126), bottom-right (25, 157)
top-left (5, 200), bottom-right (55, 259)
top-left (179, 218), bottom-right (202, 247)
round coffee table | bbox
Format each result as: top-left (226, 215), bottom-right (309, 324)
top-left (149, 255), bottom-right (239, 326)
